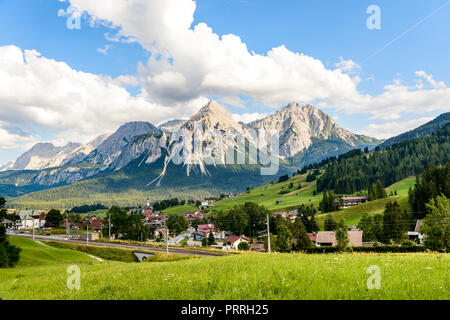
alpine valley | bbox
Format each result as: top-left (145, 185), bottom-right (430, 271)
top-left (0, 100), bottom-right (383, 208)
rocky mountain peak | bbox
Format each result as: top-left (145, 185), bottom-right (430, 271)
top-left (183, 100), bottom-right (244, 132)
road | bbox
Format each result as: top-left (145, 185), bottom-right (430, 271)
top-left (8, 232), bottom-right (226, 257)
top-left (168, 231), bottom-right (191, 245)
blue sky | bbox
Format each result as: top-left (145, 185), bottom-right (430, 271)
top-left (0, 0), bottom-right (449, 165)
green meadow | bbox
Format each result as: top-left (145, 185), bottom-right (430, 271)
top-left (211, 173), bottom-right (322, 213)
top-left (0, 237), bottom-right (448, 300)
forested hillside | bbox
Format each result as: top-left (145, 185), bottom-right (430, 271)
top-left (316, 123), bottom-right (450, 194)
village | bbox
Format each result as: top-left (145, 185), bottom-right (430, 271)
top-left (2, 193), bottom-right (425, 252)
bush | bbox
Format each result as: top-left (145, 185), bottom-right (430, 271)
top-left (0, 244), bottom-right (7, 267)
top-left (238, 241), bottom-right (250, 251)
top-left (0, 225), bottom-right (21, 268)
top-left (300, 245), bottom-right (427, 254)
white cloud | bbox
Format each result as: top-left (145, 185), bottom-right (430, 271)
top-left (0, 45), bottom-right (207, 151)
top-left (335, 57), bottom-right (361, 73)
top-left (232, 112), bottom-right (267, 124)
top-left (221, 96), bottom-right (246, 109)
top-left (97, 44), bottom-right (112, 55)
top-left (63, 0), bottom-right (361, 107)
top-left (62, 0), bottom-right (450, 120)
top-left (414, 71), bottom-right (446, 89)
top-left (361, 117), bottom-right (434, 140)
top-left (0, 124), bottom-right (39, 150)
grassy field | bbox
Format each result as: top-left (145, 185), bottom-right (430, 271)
top-left (7, 236), bottom-right (97, 267)
top-left (316, 194), bottom-right (410, 227)
top-left (1, 238), bottom-right (448, 300)
top-left (161, 204), bottom-right (199, 215)
top-left (211, 173), bottom-right (322, 213)
top-left (386, 176), bottom-right (416, 196)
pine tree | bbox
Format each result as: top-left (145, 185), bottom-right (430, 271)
top-left (324, 214), bottom-right (337, 231)
top-left (335, 220), bottom-right (349, 250)
top-left (383, 201), bottom-right (402, 243)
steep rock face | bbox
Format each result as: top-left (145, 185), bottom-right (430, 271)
top-left (109, 132), bottom-right (166, 171)
top-left (85, 122), bottom-right (160, 168)
top-left (158, 119), bottom-right (186, 133)
top-left (31, 166), bottom-right (101, 186)
top-left (249, 102), bottom-right (378, 157)
top-left (12, 142), bottom-right (81, 170)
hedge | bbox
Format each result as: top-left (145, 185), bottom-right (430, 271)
top-left (300, 245), bottom-right (427, 254)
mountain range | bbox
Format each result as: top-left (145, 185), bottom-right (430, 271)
top-left (0, 100), bottom-right (391, 206)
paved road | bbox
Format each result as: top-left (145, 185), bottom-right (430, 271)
top-left (9, 233), bottom-right (226, 257)
top-left (168, 231), bottom-right (191, 245)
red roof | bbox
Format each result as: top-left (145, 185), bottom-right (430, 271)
top-left (225, 235), bottom-right (241, 243)
top-left (307, 233), bottom-right (317, 242)
top-left (198, 224), bottom-right (214, 230)
top-left (225, 235), bottom-right (250, 243)
top-left (342, 196), bottom-right (368, 200)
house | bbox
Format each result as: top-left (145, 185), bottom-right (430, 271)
top-left (201, 197), bottom-right (219, 207)
top-left (339, 196), bottom-right (368, 209)
top-left (313, 230), bottom-right (363, 247)
top-left (407, 219), bottom-right (424, 244)
top-left (79, 232), bottom-right (99, 241)
top-left (2, 219), bottom-right (14, 228)
top-left (287, 210), bottom-right (298, 220)
top-left (272, 211), bottom-right (287, 218)
top-left (15, 210), bottom-right (45, 230)
top-left (224, 235), bottom-right (250, 250)
top-left (195, 224), bottom-right (215, 239)
top-left (88, 219), bottom-right (104, 232)
top-left (307, 233), bottom-right (317, 243)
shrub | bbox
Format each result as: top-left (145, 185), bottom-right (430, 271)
top-left (301, 245), bottom-right (427, 254)
top-left (238, 241), bottom-right (250, 251)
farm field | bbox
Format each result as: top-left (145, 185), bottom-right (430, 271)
top-left (0, 237), bottom-right (448, 300)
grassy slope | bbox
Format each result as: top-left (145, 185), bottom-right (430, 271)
top-left (386, 176), bottom-right (416, 195)
top-left (211, 173), bottom-right (322, 213)
top-left (0, 251), bottom-right (448, 300)
top-left (316, 195), bottom-right (409, 227)
top-left (316, 177), bottom-right (414, 227)
top-left (7, 237), bottom-right (96, 267)
top-left (161, 205), bottom-right (199, 215)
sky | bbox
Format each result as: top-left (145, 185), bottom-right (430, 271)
top-left (0, 0), bottom-right (449, 165)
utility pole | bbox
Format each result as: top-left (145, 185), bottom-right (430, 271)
top-left (108, 211), bottom-right (111, 240)
top-left (266, 214), bottom-right (271, 253)
top-left (32, 216), bottom-right (35, 241)
top-left (163, 219), bottom-right (169, 255)
top-left (86, 223), bottom-right (89, 246)
top-left (66, 213), bottom-right (70, 239)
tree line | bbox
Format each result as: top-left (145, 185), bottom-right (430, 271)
top-left (316, 123), bottom-right (450, 194)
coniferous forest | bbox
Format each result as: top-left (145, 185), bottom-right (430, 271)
top-left (316, 123), bottom-right (450, 194)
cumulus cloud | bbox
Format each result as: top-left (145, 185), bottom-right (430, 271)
top-left (97, 44), bottom-right (112, 55)
top-left (61, 0), bottom-right (450, 120)
top-left (0, 45), bottom-right (207, 152)
top-left (220, 96), bottom-right (246, 109)
top-left (335, 57), bottom-right (361, 73)
top-left (62, 0), bottom-right (361, 108)
top-left (232, 112), bottom-right (268, 124)
top-left (361, 117), bottom-right (434, 140)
